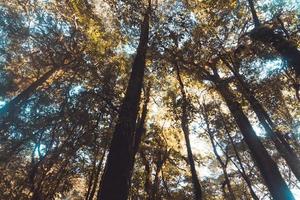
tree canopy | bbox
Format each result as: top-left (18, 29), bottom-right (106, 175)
top-left (0, 0), bottom-right (300, 199)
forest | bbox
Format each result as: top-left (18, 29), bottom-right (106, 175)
top-left (0, 0), bottom-right (299, 199)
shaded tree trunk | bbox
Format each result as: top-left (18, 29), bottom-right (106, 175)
top-left (85, 159), bottom-right (97, 200)
top-left (150, 150), bottom-right (169, 200)
top-left (132, 83), bottom-right (151, 162)
top-left (219, 112), bottom-right (259, 200)
top-left (202, 106), bottom-right (235, 200)
top-left (127, 83), bottom-right (151, 197)
top-left (97, 6), bottom-right (151, 200)
top-left (238, 75), bottom-right (300, 181)
top-left (0, 67), bottom-right (58, 118)
top-left (175, 64), bottom-right (202, 200)
top-left (140, 150), bottom-right (152, 199)
top-left (86, 148), bottom-right (107, 200)
top-left (213, 74), bottom-right (295, 199)
top-left (223, 58), bottom-right (300, 181)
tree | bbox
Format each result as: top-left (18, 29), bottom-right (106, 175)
top-left (97, 1), bottom-right (151, 199)
top-left (174, 63), bottom-right (202, 200)
top-left (247, 0), bottom-right (300, 77)
top-left (1, 0), bottom-right (300, 199)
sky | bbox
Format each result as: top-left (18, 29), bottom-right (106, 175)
top-left (1, 0), bottom-right (299, 198)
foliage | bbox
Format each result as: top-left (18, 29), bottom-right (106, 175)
top-left (0, 0), bottom-right (300, 199)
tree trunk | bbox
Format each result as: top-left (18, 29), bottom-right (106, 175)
top-left (203, 107), bottom-right (235, 200)
top-left (214, 76), bottom-right (295, 200)
top-left (0, 67), bottom-right (58, 118)
top-left (85, 159), bottom-right (97, 200)
top-left (224, 60), bottom-right (300, 181)
top-left (140, 150), bottom-right (152, 199)
top-left (247, 0), bottom-right (300, 77)
top-left (150, 150), bottom-right (168, 200)
top-left (175, 64), bottom-right (202, 200)
top-left (239, 76), bottom-right (300, 181)
top-left (247, 0), bottom-right (260, 27)
top-left (88, 148), bottom-right (107, 200)
top-left (128, 83), bottom-right (151, 190)
top-left (220, 112), bottom-right (259, 200)
top-left (132, 83), bottom-right (151, 161)
top-left (97, 6), bottom-right (150, 200)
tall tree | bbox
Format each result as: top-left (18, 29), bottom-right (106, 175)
top-left (211, 68), bottom-right (295, 199)
top-left (1, 0), bottom-right (300, 199)
top-left (97, 2), bottom-right (151, 199)
top-left (221, 54), bottom-right (300, 181)
top-left (219, 111), bottom-right (260, 200)
top-left (202, 104), bottom-right (235, 200)
top-left (175, 63), bottom-right (203, 200)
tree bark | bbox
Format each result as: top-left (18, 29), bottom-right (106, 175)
top-left (213, 75), bottom-right (295, 200)
top-left (127, 83), bottom-right (151, 191)
top-left (239, 76), bottom-right (300, 181)
top-left (97, 6), bottom-right (151, 200)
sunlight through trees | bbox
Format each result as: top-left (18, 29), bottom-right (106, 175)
top-left (0, 0), bottom-right (299, 199)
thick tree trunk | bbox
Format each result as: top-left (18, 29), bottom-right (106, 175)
top-left (0, 67), bottom-right (57, 118)
top-left (175, 65), bottom-right (202, 200)
top-left (127, 83), bottom-right (151, 191)
top-left (97, 6), bottom-right (150, 200)
top-left (224, 60), bottom-right (300, 181)
top-left (214, 77), bottom-right (295, 200)
top-left (236, 73), bottom-right (300, 181)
